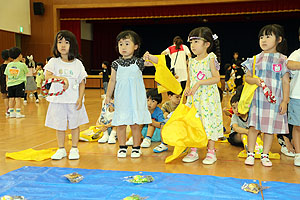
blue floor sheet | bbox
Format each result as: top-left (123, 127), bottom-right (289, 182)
top-left (0, 166), bottom-right (264, 200)
top-left (262, 180), bottom-right (300, 200)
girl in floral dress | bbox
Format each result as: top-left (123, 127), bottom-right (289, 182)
top-left (243, 24), bottom-right (289, 167)
top-left (182, 27), bottom-right (223, 165)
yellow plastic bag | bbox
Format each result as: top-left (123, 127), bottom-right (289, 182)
top-left (227, 78), bottom-right (236, 91)
top-left (162, 95), bottom-right (208, 163)
top-left (6, 148), bottom-right (58, 161)
top-left (69, 125), bottom-right (104, 142)
top-left (149, 55), bottom-right (182, 95)
top-left (238, 56), bottom-right (258, 114)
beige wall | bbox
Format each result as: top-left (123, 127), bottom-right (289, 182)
top-left (0, 0), bottom-right (31, 35)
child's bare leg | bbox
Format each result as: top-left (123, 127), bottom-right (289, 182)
top-left (117, 125), bottom-right (127, 146)
top-left (2, 93), bottom-right (8, 113)
top-left (71, 127), bottom-right (79, 147)
top-left (56, 130), bottom-right (66, 148)
top-left (262, 133), bottom-right (273, 154)
top-left (131, 124), bottom-right (141, 146)
top-left (207, 139), bottom-right (215, 150)
top-left (15, 97), bottom-right (21, 110)
top-left (146, 124), bottom-right (155, 138)
top-left (247, 127), bottom-right (259, 153)
top-left (293, 126), bottom-right (300, 153)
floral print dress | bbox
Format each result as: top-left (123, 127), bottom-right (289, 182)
top-left (186, 52), bottom-right (223, 141)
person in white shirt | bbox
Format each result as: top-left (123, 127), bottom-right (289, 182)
top-left (44, 30), bottom-right (89, 161)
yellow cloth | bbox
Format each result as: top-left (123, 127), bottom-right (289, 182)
top-left (150, 55), bottom-right (182, 95)
top-left (6, 148), bottom-right (58, 161)
top-left (162, 95), bottom-right (208, 163)
top-left (69, 125), bottom-right (104, 142)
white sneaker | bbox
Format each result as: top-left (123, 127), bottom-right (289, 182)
top-left (281, 146), bottom-right (295, 157)
top-left (131, 149), bottom-right (142, 158)
top-left (245, 152), bottom-right (255, 165)
top-left (182, 151), bottom-right (199, 163)
top-left (126, 137), bottom-right (133, 146)
top-left (51, 148), bottom-right (67, 160)
top-left (9, 112), bottom-right (16, 118)
top-left (295, 153), bottom-right (300, 167)
top-left (98, 133), bottom-right (109, 143)
top-left (261, 154), bottom-right (272, 167)
top-left (153, 143), bottom-right (168, 153)
top-left (68, 148), bottom-right (80, 160)
top-left (23, 100), bottom-right (27, 103)
top-left (35, 99), bottom-right (39, 103)
top-left (117, 148), bottom-right (127, 158)
top-left (141, 137), bottom-right (151, 148)
top-left (108, 134), bottom-right (116, 144)
top-left (5, 112), bottom-right (10, 117)
top-left (16, 113), bottom-right (25, 118)
top-left (202, 151), bottom-right (217, 165)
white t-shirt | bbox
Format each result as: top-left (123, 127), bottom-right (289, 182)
top-left (164, 44), bottom-right (191, 82)
top-left (288, 48), bottom-right (300, 99)
top-left (44, 57), bottom-right (88, 103)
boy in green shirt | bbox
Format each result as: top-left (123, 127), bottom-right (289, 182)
top-left (4, 47), bottom-right (28, 118)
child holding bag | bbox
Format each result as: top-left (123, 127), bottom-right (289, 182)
top-left (242, 24), bottom-right (290, 167)
top-left (183, 27), bottom-right (223, 164)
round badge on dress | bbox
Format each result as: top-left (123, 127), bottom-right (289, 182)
top-left (272, 64), bottom-right (282, 72)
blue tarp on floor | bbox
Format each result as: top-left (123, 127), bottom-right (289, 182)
top-left (0, 166), bottom-right (263, 200)
top-left (262, 180), bottom-right (300, 200)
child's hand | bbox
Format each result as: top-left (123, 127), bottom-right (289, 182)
top-left (143, 51), bottom-right (150, 61)
top-left (279, 101), bottom-right (288, 115)
top-left (104, 96), bottom-right (111, 105)
top-left (62, 77), bottom-right (69, 90)
top-left (190, 82), bottom-right (200, 95)
top-left (184, 88), bottom-right (192, 96)
top-left (255, 78), bottom-right (263, 87)
top-left (76, 98), bottom-right (82, 110)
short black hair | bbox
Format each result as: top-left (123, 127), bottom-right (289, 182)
top-left (46, 56), bottom-right (52, 62)
top-left (1, 49), bottom-right (9, 60)
top-left (147, 88), bottom-right (162, 104)
top-left (102, 61), bottom-right (110, 67)
top-left (230, 85), bottom-right (244, 105)
top-left (167, 91), bottom-right (175, 96)
top-left (8, 47), bottom-right (21, 59)
top-left (116, 30), bottom-right (141, 56)
top-left (36, 62), bottom-right (44, 68)
top-left (53, 30), bottom-right (79, 61)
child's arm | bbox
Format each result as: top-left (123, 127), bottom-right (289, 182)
top-left (151, 119), bottom-right (161, 129)
top-left (188, 58), bottom-right (220, 96)
top-left (245, 71), bottom-right (262, 87)
top-left (232, 124), bottom-right (249, 135)
top-left (45, 70), bottom-right (69, 90)
top-left (143, 51), bottom-right (158, 66)
top-left (105, 69), bottom-right (116, 104)
top-left (287, 60), bottom-right (300, 70)
top-left (279, 73), bottom-right (290, 115)
top-left (76, 79), bottom-right (85, 110)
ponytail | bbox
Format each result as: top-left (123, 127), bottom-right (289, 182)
top-left (173, 36), bottom-right (183, 50)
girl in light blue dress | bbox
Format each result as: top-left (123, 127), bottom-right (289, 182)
top-left (105, 30), bottom-right (157, 158)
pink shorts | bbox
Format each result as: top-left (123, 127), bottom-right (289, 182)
top-left (45, 103), bottom-right (89, 131)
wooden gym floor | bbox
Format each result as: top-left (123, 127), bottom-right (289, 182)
top-left (0, 89), bottom-right (299, 184)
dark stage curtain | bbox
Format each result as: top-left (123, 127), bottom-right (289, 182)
top-left (60, 20), bottom-right (81, 53)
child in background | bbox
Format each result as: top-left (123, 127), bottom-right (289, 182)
top-left (97, 98), bottom-right (117, 144)
top-left (24, 55), bottom-right (39, 103)
top-left (287, 26), bottom-right (300, 166)
top-left (0, 49), bottom-right (11, 116)
top-left (45, 30), bottom-right (89, 160)
top-left (99, 61), bottom-right (110, 96)
top-left (35, 62), bottom-right (45, 97)
top-left (4, 47), bottom-right (28, 118)
top-left (243, 24), bottom-right (289, 167)
top-left (105, 30), bottom-right (158, 158)
top-left (183, 27), bottom-right (223, 165)
top-left (161, 91), bottom-right (181, 119)
top-left (140, 88), bottom-right (165, 148)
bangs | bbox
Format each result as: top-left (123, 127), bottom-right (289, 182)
top-left (258, 25), bottom-right (277, 37)
top-left (57, 32), bottom-right (72, 42)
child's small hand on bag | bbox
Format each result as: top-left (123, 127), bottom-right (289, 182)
top-left (256, 78), bottom-right (263, 87)
top-left (76, 98), bottom-right (82, 110)
top-left (62, 77), bottom-right (69, 90)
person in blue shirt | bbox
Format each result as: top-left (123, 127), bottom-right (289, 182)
top-left (140, 88), bottom-right (165, 148)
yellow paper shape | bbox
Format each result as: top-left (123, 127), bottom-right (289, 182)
top-left (6, 148), bottom-right (58, 161)
top-left (150, 55), bottom-right (182, 95)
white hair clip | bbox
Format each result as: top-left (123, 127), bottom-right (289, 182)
top-left (212, 34), bottom-right (218, 40)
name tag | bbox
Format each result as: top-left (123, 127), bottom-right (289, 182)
top-left (272, 64), bottom-right (282, 72)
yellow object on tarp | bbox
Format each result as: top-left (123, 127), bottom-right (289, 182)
top-left (69, 125), bottom-right (104, 142)
top-left (162, 95), bottom-right (208, 163)
top-left (227, 78), bottom-right (236, 91)
top-left (238, 56), bottom-right (258, 114)
top-left (149, 55), bottom-right (182, 95)
top-left (6, 148), bottom-right (58, 161)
